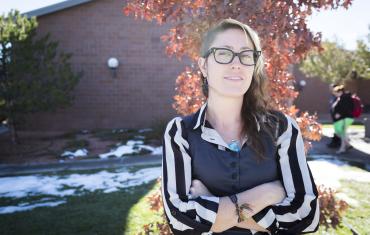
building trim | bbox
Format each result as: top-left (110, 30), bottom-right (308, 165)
top-left (23, 0), bottom-right (93, 18)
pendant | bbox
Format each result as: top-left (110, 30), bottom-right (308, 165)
top-left (229, 140), bottom-right (240, 152)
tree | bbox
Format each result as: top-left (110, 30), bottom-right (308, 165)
top-left (123, 1), bottom-right (353, 233)
top-left (123, 0), bottom-right (353, 147)
top-left (299, 41), bottom-right (353, 84)
top-left (300, 26), bottom-right (370, 83)
top-left (300, 40), bottom-right (370, 84)
top-left (0, 10), bottom-right (82, 144)
top-left (352, 33), bottom-right (370, 79)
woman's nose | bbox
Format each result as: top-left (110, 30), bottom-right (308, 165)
top-left (230, 56), bottom-right (241, 69)
top-left (231, 61), bottom-right (241, 70)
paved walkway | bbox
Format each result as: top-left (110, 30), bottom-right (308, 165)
top-left (309, 134), bottom-right (370, 167)
top-left (0, 154), bottom-right (162, 177)
top-left (309, 121), bottom-right (370, 169)
top-left (1, 119), bottom-right (369, 176)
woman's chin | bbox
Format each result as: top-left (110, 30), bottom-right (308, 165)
top-left (217, 90), bottom-right (247, 98)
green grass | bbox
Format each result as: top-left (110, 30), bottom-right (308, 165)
top-left (337, 180), bottom-right (370, 234)
top-left (1, 165), bottom-right (368, 235)
top-left (0, 180), bottom-right (157, 235)
top-left (124, 175), bottom-right (370, 235)
top-left (313, 179), bottom-right (370, 234)
top-left (322, 124), bottom-right (365, 130)
top-left (125, 180), bottom-right (163, 235)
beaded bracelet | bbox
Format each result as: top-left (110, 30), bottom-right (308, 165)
top-left (228, 194), bottom-right (254, 223)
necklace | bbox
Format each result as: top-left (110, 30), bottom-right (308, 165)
top-left (228, 139), bottom-right (241, 152)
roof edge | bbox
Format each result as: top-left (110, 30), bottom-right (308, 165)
top-left (23, 0), bottom-right (93, 18)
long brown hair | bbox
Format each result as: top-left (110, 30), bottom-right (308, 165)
top-left (199, 18), bottom-right (279, 160)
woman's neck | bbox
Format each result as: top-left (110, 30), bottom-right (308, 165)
top-left (206, 94), bottom-right (243, 133)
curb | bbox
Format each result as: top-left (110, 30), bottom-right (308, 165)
top-left (0, 154), bottom-right (162, 177)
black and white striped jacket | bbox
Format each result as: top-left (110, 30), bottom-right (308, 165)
top-left (161, 102), bottom-right (319, 234)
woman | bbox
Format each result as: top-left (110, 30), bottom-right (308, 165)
top-left (162, 19), bottom-right (319, 234)
top-left (331, 85), bottom-right (354, 154)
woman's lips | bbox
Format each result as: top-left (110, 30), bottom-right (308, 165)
top-left (224, 76), bottom-right (243, 81)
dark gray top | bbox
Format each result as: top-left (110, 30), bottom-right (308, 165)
top-left (189, 119), bottom-right (279, 197)
top-left (161, 101), bottom-right (319, 235)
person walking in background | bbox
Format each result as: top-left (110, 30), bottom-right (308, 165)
top-left (331, 85), bottom-right (354, 154)
top-left (327, 83), bottom-right (342, 148)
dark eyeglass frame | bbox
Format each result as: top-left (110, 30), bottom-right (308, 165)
top-left (204, 47), bottom-right (262, 66)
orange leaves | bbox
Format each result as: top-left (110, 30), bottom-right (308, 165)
top-left (147, 192), bottom-right (162, 212)
top-left (136, 179), bottom-right (173, 235)
top-left (121, 3), bottom-right (356, 232)
top-left (122, 5), bottom-right (132, 16)
top-left (317, 185), bottom-right (349, 230)
top-left (296, 111), bottom-right (322, 141)
top-left (122, 0), bottom-right (353, 149)
top-left (172, 66), bottom-right (206, 115)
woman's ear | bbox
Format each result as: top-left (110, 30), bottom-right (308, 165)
top-left (198, 57), bottom-right (207, 77)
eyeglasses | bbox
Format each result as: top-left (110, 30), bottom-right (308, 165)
top-left (204, 47), bottom-right (261, 66)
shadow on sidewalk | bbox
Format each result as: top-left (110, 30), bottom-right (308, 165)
top-left (309, 135), bottom-right (370, 171)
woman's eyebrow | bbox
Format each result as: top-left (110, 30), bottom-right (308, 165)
top-left (221, 45), bottom-right (253, 50)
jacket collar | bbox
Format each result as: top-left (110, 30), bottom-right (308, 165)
top-left (191, 101), bottom-right (262, 150)
top-left (192, 101), bottom-right (261, 132)
top-left (193, 101), bottom-right (208, 130)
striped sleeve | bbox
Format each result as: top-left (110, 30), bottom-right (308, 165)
top-left (252, 115), bottom-right (320, 234)
top-left (161, 117), bottom-right (220, 235)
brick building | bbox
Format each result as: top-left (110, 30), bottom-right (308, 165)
top-left (22, 0), bottom-right (188, 132)
top-left (293, 67), bottom-right (370, 116)
top-left (21, 0), bottom-right (369, 132)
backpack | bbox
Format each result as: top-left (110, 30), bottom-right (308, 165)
top-left (351, 94), bottom-right (363, 118)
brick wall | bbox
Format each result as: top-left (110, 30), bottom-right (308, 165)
top-left (21, 0), bottom-right (370, 131)
top-left (21, 0), bottom-right (190, 131)
top-left (293, 65), bottom-right (332, 114)
top-left (293, 65), bottom-right (370, 118)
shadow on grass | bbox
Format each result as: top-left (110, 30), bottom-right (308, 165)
top-left (124, 178), bottom-right (163, 235)
top-left (0, 180), bottom-right (157, 235)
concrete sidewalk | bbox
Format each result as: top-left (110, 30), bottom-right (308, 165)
top-left (309, 135), bottom-right (370, 165)
top-left (1, 121), bottom-right (369, 177)
top-left (308, 122), bottom-right (370, 170)
top-left (0, 154), bottom-right (162, 177)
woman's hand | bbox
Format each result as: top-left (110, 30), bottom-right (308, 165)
top-left (237, 219), bottom-right (268, 232)
top-left (234, 180), bottom-right (285, 231)
top-left (189, 179), bottom-right (214, 197)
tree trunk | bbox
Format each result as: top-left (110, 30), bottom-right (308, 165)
top-left (9, 118), bottom-right (19, 145)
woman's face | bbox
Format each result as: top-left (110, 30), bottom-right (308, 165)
top-left (333, 90), bottom-right (343, 97)
top-left (198, 28), bottom-right (256, 98)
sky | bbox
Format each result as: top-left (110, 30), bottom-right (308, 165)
top-left (0, 0), bottom-right (369, 50)
top-left (307, 0), bottom-right (369, 50)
